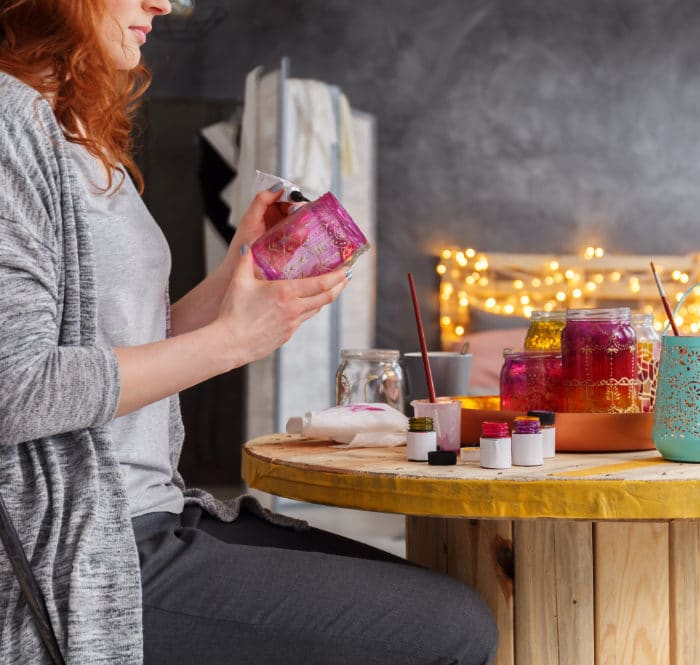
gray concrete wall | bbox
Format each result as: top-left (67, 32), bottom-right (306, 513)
top-left (143, 0), bottom-right (700, 352)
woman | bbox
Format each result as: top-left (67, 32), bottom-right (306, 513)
top-left (0, 1), bottom-right (498, 663)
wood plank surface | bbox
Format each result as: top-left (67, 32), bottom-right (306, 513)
top-left (594, 522), bottom-right (670, 665)
top-left (514, 521), bottom-right (560, 664)
top-left (246, 435), bottom-right (686, 480)
top-left (669, 520), bottom-right (700, 665)
top-left (446, 519), bottom-right (515, 665)
top-left (405, 516), bottom-right (447, 573)
top-left (242, 436), bottom-right (700, 520)
top-left (553, 521), bottom-right (595, 665)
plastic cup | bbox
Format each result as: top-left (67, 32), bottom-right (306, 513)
top-left (411, 398), bottom-right (461, 452)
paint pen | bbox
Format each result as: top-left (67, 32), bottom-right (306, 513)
top-left (254, 170), bottom-right (310, 204)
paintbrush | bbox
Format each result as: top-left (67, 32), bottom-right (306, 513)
top-left (407, 273), bottom-right (437, 402)
top-left (650, 260), bottom-right (680, 336)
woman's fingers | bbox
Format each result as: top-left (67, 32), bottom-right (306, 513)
top-left (281, 267), bottom-right (350, 299)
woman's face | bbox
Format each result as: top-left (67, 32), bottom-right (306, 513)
top-left (102, 0), bottom-right (171, 70)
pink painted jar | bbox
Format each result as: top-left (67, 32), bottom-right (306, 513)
top-left (251, 192), bottom-right (369, 280)
top-left (499, 349), bottom-right (564, 412)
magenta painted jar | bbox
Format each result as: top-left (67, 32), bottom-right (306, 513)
top-left (561, 307), bottom-right (639, 413)
top-left (499, 349), bottom-right (564, 412)
top-left (251, 191), bottom-right (369, 280)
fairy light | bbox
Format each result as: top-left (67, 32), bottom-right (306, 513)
top-left (435, 245), bottom-right (700, 347)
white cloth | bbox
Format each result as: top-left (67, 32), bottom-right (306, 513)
top-left (284, 79), bottom-right (358, 200)
top-left (227, 66), bottom-right (358, 224)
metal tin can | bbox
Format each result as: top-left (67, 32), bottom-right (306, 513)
top-left (524, 310), bottom-right (566, 351)
top-left (499, 349), bottom-right (564, 412)
top-left (561, 307), bottom-right (639, 413)
top-left (335, 349), bottom-right (404, 412)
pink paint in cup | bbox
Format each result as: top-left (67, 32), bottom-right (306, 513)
top-left (251, 192), bottom-right (369, 280)
top-left (411, 398), bottom-right (461, 452)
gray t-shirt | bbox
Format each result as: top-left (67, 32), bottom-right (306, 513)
top-left (69, 143), bottom-right (184, 517)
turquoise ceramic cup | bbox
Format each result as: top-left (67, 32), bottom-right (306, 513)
top-left (652, 335), bottom-right (700, 462)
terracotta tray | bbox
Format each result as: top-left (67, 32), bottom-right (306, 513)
top-left (457, 395), bottom-right (654, 452)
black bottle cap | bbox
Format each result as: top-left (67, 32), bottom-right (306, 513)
top-left (527, 410), bottom-right (555, 426)
top-left (428, 450), bottom-right (457, 466)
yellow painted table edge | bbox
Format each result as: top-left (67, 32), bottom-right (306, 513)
top-left (242, 439), bottom-right (700, 521)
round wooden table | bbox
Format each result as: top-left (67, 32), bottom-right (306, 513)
top-left (242, 434), bottom-right (700, 665)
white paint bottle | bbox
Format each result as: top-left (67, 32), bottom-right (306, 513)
top-left (511, 416), bottom-right (544, 467)
top-left (479, 421), bottom-right (512, 469)
top-left (528, 410), bottom-right (556, 458)
top-left (406, 417), bottom-right (437, 462)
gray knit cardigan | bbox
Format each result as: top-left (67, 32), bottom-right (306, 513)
top-left (0, 72), bottom-right (300, 664)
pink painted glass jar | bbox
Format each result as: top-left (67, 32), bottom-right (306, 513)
top-left (561, 307), bottom-right (639, 413)
top-left (251, 192), bottom-right (369, 280)
top-left (499, 349), bottom-right (564, 412)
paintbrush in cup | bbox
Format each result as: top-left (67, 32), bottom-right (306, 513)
top-left (650, 260), bottom-right (680, 336)
top-left (407, 272), bottom-right (437, 402)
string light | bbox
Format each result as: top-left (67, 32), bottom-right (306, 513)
top-left (436, 246), bottom-right (700, 348)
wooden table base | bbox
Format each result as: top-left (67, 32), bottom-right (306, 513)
top-left (406, 517), bottom-right (700, 665)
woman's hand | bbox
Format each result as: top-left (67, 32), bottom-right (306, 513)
top-left (114, 257), bottom-right (348, 418)
top-left (170, 186), bottom-right (295, 336)
top-left (212, 247), bottom-right (349, 369)
top-left (226, 186), bottom-right (294, 265)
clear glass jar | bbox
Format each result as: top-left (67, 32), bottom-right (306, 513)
top-left (524, 310), bottom-right (566, 351)
top-left (335, 349), bottom-right (404, 412)
top-left (561, 308), bottom-right (639, 413)
top-left (499, 349), bottom-right (564, 412)
top-left (631, 312), bottom-right (661, 412)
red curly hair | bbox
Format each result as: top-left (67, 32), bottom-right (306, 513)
top-left (0, 0), bottom-right (151, 192)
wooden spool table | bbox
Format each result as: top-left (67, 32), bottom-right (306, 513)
top-left (242, 435), bottom-right (700, 665)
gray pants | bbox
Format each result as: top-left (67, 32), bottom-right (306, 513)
top-left (133, 505), bottom-right (498, 665)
